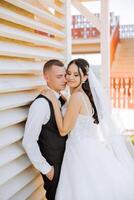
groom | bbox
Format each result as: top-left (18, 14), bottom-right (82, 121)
top-left (22, 59), bottom-right (67, 200)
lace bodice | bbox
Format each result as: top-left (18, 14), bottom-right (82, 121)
top-left (68, 114), bottom-right (98, 140)
top-left (68, 93), bottom-right (99, 140)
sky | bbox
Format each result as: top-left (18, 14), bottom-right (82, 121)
top-left (71, 0), bottom-right (134, 25)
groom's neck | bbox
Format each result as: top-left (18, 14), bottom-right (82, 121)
top-left (47, 85), bottom-right (60, 94)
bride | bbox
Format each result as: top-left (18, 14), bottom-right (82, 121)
top-left (44, 58), bottom-right (134, 200)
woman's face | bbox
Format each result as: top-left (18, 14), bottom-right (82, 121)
top-left (66, 63), bottom-right (84, 88)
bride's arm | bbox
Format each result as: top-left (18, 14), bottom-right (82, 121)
top-left (49, 92), bottom-right (82, 136)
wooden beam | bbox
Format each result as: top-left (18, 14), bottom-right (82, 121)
top-left (100, 0), bottom-right (110, 95)
top-left (72, 0), bottom-right (101, 31)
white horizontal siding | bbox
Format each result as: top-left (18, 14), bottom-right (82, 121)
top-left (0, 7), bottom-right (64, 38)
top-left (27, 182), bottom-right (46, 200)
top-left (10, 175), bottom-right (45, 200)
top-left (0, 59), bottom-right (44, 74)
top-left (0, 141), bottom-right (25, 167)
top-left (0, 75), bottom-right (44, 93)
top-left (0, 41), bottom-right (65, 60)
top-left (0, 107), bottom-right (28, 129)
top-left (0, 166), bottom-right (39, 199)
top-left (4, 0), bottom-right (65, 27)
top-left (0, 24), bottom-right (64, 49)
top-left (0, 155), bottom-right (31, 185)
top-left (38, 0), bottom-right (65, 15)
top-left (0, 124), bottom-right (24, 149)
top-left (0, 91), bottom-right (38, 110)
top-left (0, 0), bottom-right (70, 199)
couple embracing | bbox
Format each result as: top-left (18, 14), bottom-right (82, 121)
top-left (23, 58), bottom-right (134, 200)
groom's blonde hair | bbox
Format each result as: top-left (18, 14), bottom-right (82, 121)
top-left (43, 59), bottom-right (64, 74)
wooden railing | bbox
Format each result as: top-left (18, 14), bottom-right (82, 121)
top-left (72, 27), bottom-right (100, 39)
top-left (72, 14), bottom-right (99, 39)
top-left (72, 13), bottom-right (118, 39)
top-left (110, 23), bottom-right (134, 109)
top-left (120, 24), bottom-right (134, 39)
top-left (111, 73), bottom-right (134, 109)
top-left (110, 20), bottom-right (120, 66)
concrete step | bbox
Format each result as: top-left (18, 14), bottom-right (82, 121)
top-left (112, 38), bottom-right (134, 74)
top-left (113, 59), bottom-right (134, 65)
top-left (112, 57), bottom-right (134, 67)
top-left (111, 66), bottom-right (134, 71)
top-left (115, 54), bottom-right (134, 58)
top-left (117, 44), bottom-right (134, 47)
top-left (111, 68), bottom-right (134, 73)
top-left (112, 63), bottom-right (134, 67)
top-left (120, 39), bottom-right (134, 43)
top-left (116, 48), bottom-right (134, 52)
top-left (114, 56), bottom-right (134, 60)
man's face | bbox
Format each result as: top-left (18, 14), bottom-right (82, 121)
top-left (44, 65), bottom-right (67, 92)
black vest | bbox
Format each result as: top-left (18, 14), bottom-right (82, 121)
top-left (36, 94), bottom-right (67, 165)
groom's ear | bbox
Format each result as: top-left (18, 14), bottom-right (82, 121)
top-left (43, 72), bottom-right (49, 82)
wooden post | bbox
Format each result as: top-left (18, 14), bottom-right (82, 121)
top-left (64, 0), bottom-right (72, 65)
top-left (100, 0), bottom-right (110, 96)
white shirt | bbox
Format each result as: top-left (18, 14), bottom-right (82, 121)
top-left (22, 90), bottom-right (61, 175)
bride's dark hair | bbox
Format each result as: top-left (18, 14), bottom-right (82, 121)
top-left (67, 58), bottom-right (99, 124)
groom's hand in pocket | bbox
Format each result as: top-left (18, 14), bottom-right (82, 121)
top-left (46, 166), bottom-right (54, 181)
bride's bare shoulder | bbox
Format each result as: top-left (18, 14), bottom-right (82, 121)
top-left (70, 91), bottom-right (82, 103)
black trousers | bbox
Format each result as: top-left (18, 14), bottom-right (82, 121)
top-left (42, 163), bottom-right (62, 200)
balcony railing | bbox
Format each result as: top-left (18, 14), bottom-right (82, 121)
top-left (35, 15), bottom-right (134, 41)
top-left (72, 13), bottom-right (118, 39)
top-left (120, 24), bottom-right (134, 39)
top-left (111, 73), bottom-right (134, 109)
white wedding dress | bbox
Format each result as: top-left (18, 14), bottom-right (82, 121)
top-left (55, 94), bottom-right (134, 200)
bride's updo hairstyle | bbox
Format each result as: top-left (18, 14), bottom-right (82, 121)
top-left (67, 58), bottom-right (99, 124)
